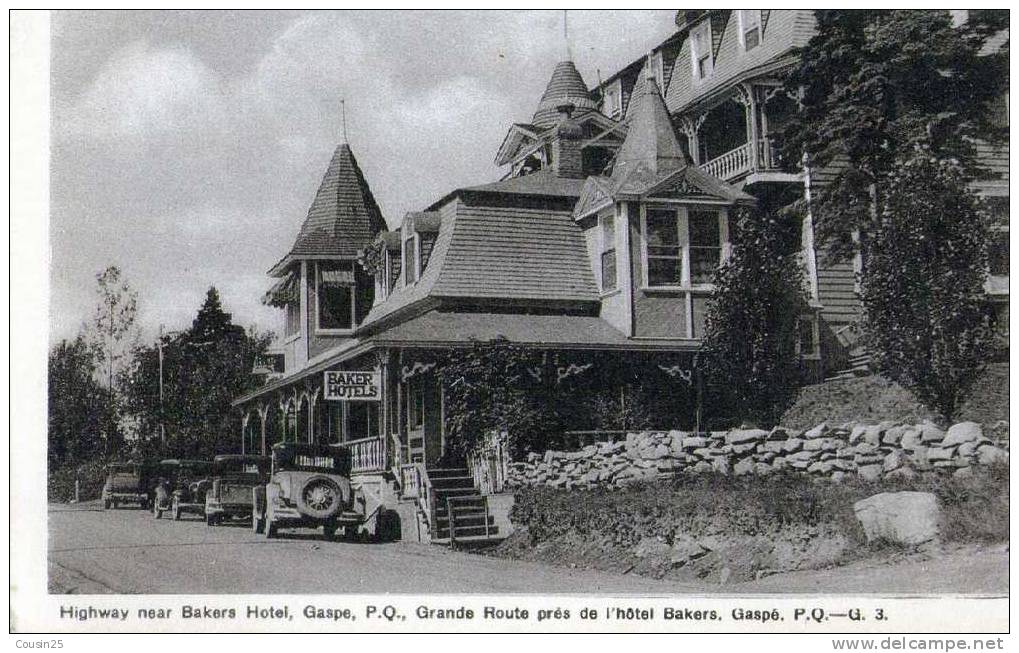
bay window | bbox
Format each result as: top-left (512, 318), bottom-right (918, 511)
top-left (316, 262), bottom-right (355, 331)
top-left (600, 213), bottom-right (617, 291)
top-left (643, 206), bottom-right (727, 288)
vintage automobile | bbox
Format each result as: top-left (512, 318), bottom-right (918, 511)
top-left (253, 442), bottom-right (377, 540)
top-left (204, 454), bottom-right (270, 526)
top-left (101, 462), bottom-right (152, 510)
top-left (151, 459), bottom-right (213, 520)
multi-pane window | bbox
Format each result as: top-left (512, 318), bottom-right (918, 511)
top-left (404, 236), bottom-right (418, 285)
top-left (690, 22), bottom-right (712, 81)
top-left (284, 301), bottom-right (300, 337)
top-left (689, 211), bottom-right (722, 284)
top-left (796, 314), bottom-right (821, 359)
top-left (646, 208), bottom-right (684, 286)
top-left (738, 10), bottom-right (761, 51)
top-left (600, 213), bottom-right (617, 291)
top-left (347, 402), bottom-right (377, 440)
top-left (644, 207), bottom-right (725, 288)
top-left (317, 262), bottom-right (355, 330)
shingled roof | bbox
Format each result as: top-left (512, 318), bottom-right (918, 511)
top-left (531, 61), bottom-right (599, 129)
top-left (277, 143), bottom-right (387, 270)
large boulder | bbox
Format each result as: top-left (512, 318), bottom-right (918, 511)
top-left (726, 429), bottom-right (769, 445)
top-left (853, 492), bottom-right (940, 546)
top-left (942, 422), bottom-right (983, 448)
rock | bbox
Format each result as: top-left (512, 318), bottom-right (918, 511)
top-left (858, 464), bottom-right (883, 481)
top-left (760, 440), bottom-right (786, 454)
top-left (953, 466), bottom-right (974, 479)
top-left (646, 444), bottom-right (671, 460)
top-left (754, 462), bottom-right (774, 475)
top-left (681, 436), bottom-right (708, 449)
top-left (849, 424), bottom-right (868, 444)
top-left (782, 438), bottom-right (805, 454)
top-left (854, 442), bottom-right (879, 456)
top-left (692, 461), bottom-right (713, 474)
top-left (942, 422), bottom-right (983, 448)
top-left (883, 450), bottom-right (908, 473)
top-left (918, 421), bottom-right (946, 444)
top-left (726, 429), bottom-right (769, 445)
top-left (830, 471), bottom-right (847, 483)
top-left (633, 536), bottom-right (671, 559)
top-left (957, 441), bottom-right (981, 459)
top-left (804, 422), bottom-right (828, 440)
top-left (766, 427), bottom-right (790, 441)
top-left (900, 428), bottom-right (923, 451)
top-left (977, 444), bottom-right (1009, 465)
top-left (853, 491), bottom-right (940, 546)
top-left (711, 457), bottom-right (730, 475)
top-left (731, 442), bottom-right (757, 456)
top-left (861, 425), bottom-right (884, 446)
top-left (882, 426), bottom-right (905, 446)
top-left (733, 458), bottom-right (755, 476)
top-left (926, 446), bottom-right (955, 462)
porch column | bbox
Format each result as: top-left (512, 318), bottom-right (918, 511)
top-left (735, 83), bottom-right (756, 170)
top-left (308, 389), bottom-right (319, 444)
top-left (241, 412), bottom-right (249, 454)
top-left (376, 349), bottom-right (392, 467)
top-left (258, 403), bottom-right (268, 455)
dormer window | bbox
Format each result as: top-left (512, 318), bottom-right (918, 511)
top-left (603, 80), bottom-right (622, 119)
top-left (737, 10), bottom-right (762, 52)
top-left (690, 21), bottom-right (713, 82)
top-left (316, 262), bottom-right (355, 331)
top-left (600, 213), bottom-right (617, 291)
top-left (404, 234), bottom-right (419, 285)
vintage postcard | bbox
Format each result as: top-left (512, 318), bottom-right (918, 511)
top-left (10, 7), bottom-right (1012, 639)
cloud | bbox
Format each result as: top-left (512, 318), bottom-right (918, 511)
top-left (56, 40), bottom-right (227, 139)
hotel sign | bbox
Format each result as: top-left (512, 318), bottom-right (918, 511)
top-left (323, 370), bottom-right (381, 401)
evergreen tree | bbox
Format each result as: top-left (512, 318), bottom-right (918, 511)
top-left (701, 206), bottom-right (807, 427)
top-left (120, 287), bottom-right (273, 459)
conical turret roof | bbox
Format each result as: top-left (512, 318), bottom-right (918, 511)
top-left (531, 61), bottom-right (599, 129)
top-left (611, 76), bottom-right (687, 183)
top-left (286, 143), bottom-right (388, 260)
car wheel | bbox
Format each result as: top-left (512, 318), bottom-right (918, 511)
top-left (264, 520), bottom-right (277, 539)
top-left (205, 513), bottom-right (215, 527)
top-left (252, 511), bottom-right (265, 534)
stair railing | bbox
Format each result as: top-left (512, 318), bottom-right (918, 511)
top-left (404, 462), bottom-right (437, 539)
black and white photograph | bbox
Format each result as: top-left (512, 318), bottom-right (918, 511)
top-left (9, 6), bottom-right (1011, 636)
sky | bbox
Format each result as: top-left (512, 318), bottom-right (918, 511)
top-left (50, 10), bottom-right (677, 343)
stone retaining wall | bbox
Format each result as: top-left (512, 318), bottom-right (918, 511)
top-left (506, 420), bottom-right (1009, 490)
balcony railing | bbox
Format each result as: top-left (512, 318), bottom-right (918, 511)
top-left (700, 139), bottom-right (782, 181)
top-left (337, 435), bottom-right (386, 474)
top-left (700, 141), bottom-right (752, 180)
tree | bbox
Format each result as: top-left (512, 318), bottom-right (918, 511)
top-left (781, 10), bottom-right (1008, 259)
top-left (779, 10), bottom-right (1007, 417)
top-left (48, 335), bottom-right (109, 467)
top-left (119, 287), bottom-right (273, 459)
top-left (700, 206), bottom-right (807, 427)
top-left (90, 265), bottom-right (138, 455)
top-left (861, 150), bottom-right (995, 421)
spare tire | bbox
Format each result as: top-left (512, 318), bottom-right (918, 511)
top-left (295, 476), bottom-right (343, 520)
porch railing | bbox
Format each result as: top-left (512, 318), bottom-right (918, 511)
top-left (466, 431), bottom-right (510, 495)
top-left (400, 462), bottom-right (436, 539)
top-left (337, 435), bottom-right (386, 474)
top-left (756, 137), bottom-right (781, 170)
top-left (700, 141), bottom-right (752, 180)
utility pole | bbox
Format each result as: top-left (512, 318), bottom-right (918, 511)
top-left (158, 324), bottom-right (166, 446)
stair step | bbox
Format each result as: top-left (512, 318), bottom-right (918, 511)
top-left (426, 468), bottom-right (472, 479)
top-left (433, 488), bottom-right (482, 499)
top-left (429, 476), bottom-right (476, 489)
top-left (436, 515), bottom-right (496, 528)
top-left (435, 525), bottom-right (500, 540)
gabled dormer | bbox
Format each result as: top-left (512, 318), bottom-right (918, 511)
top-left (574, 72), bottom-right (754, 340)
top-left (263, 141), bottom-right (387, 369)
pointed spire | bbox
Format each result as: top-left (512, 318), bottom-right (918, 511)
top-left (286, 143), bottom-right (387, 260)
top-left (612, 75), bottom-right (687, 180)
top-left (562, 10), bottom-right (572, 61)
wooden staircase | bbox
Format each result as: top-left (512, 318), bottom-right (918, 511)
top-left (825, 348), bottom-right (873, 382)
top-left (398, 464), bottom-right (502, 547)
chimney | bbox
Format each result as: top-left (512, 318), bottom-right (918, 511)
top-left (551, 102), bottom-right (585, 179)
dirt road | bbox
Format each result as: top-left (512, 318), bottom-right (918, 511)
top-left (48, 503), bottom-right (702, 594)
top-left (50, 502), bottom-right (1008, 595)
